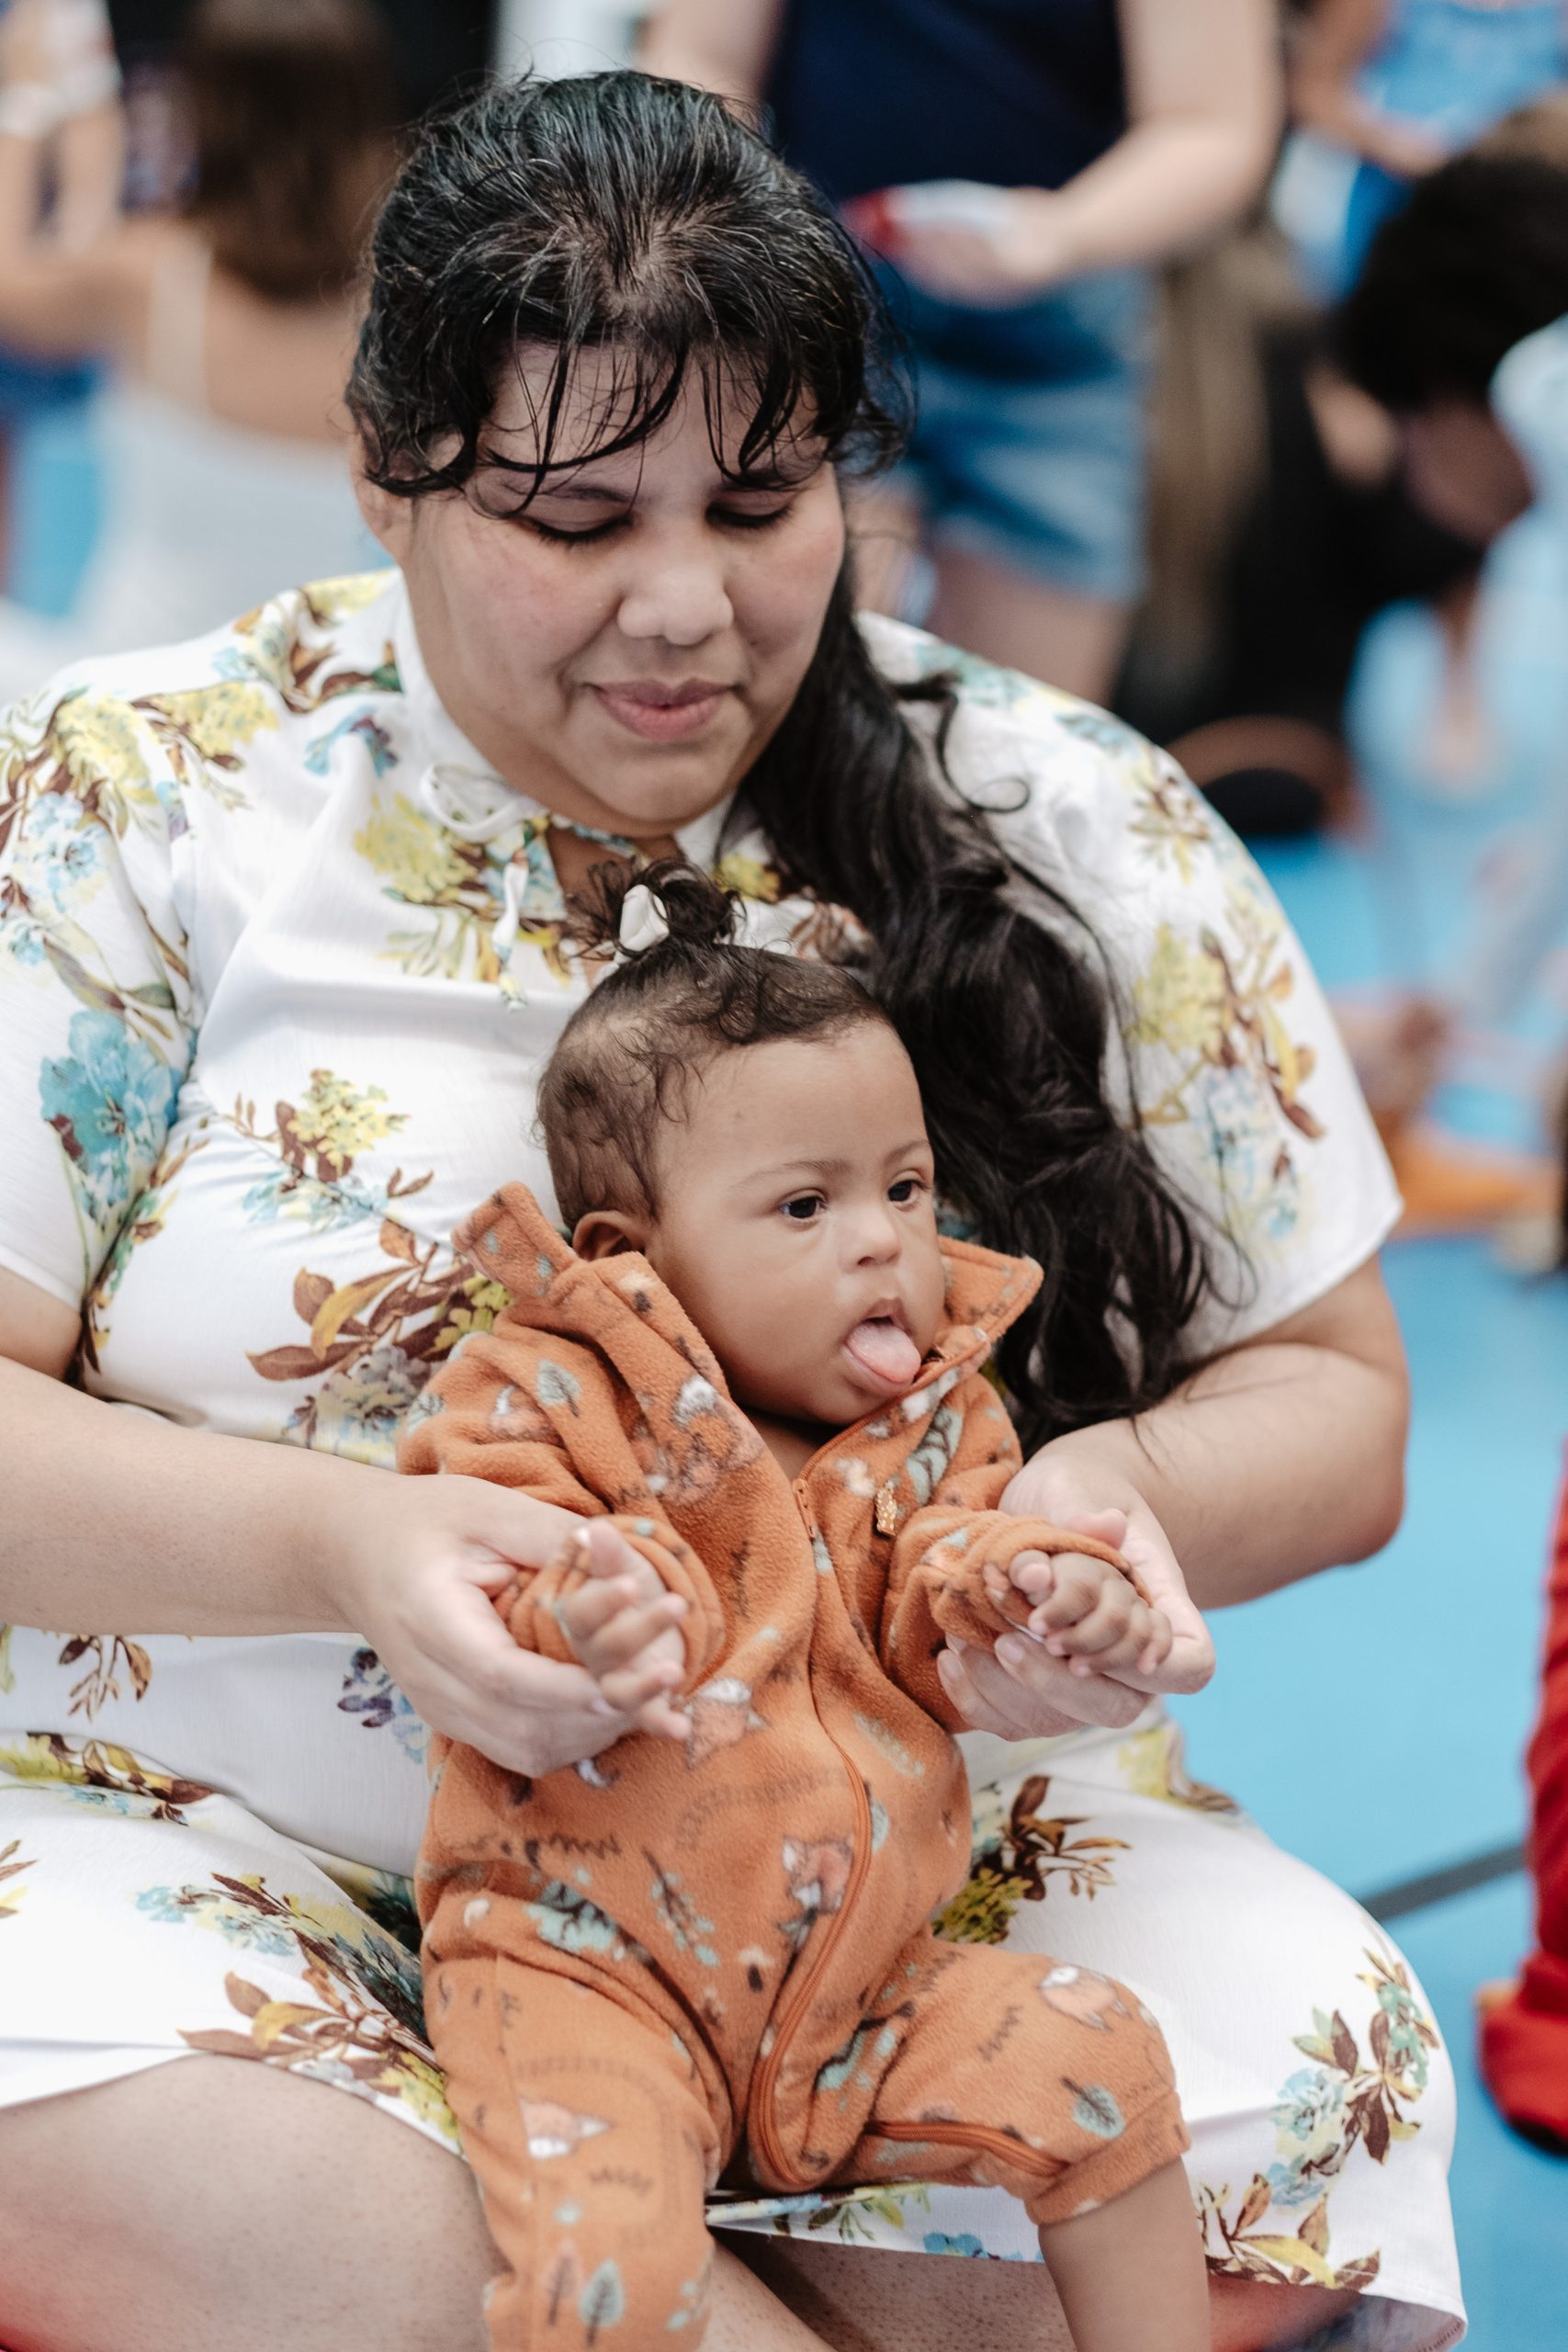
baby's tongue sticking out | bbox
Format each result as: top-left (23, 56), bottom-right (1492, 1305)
top-left (845, 1317), bottom-right (922, 1389)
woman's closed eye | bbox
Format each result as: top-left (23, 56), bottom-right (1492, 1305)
top-left (523, 499), bottom-right (796, 549)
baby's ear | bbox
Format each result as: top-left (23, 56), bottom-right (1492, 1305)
top-left (573, 1209), bottom-right (649, 1261)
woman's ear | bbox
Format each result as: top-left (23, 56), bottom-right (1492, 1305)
top-left (573, 1209), bottom-right (650, 1261)
top-left (351, 445), bottom-right (414, 562)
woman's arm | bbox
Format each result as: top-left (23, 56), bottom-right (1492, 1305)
top-left (637, 0), bottom-right (784, 104)
top-left (857, 0), bottom-right (1282, 304)
top-left (936, 1255), bottom-right (1409, 1737)
top-left (0, 0), bottom-right (134, 354)
top-left (1290, 0), bottom-right (1449, 179)
top-left (0, 1266), bottom-right (659, 1775)
top-left (1018, 1252), bottom-right (1408, 1609)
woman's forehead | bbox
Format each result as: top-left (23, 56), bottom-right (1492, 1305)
top-left (480, 343), bottom-right (826, 487)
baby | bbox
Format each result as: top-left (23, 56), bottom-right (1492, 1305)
top-left (401, 862), bottom-right (1212, 2352)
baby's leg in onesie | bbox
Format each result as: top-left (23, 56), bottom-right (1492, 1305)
top-left (845, 1937), bottom-right (1208, 2352)
top-left (429, 1956), bottom-right (721, 2352)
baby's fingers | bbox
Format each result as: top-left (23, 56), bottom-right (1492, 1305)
top-left (1028, 1555), bottom-right (1112, 1634)
top-left (570, 1593), bottom-right (687, 1679)
top-left (597, 1651), bottom-right (690, 1740)
top-left (1005, 1550), bottom-right (1055, 1605)
top-left (1135, 1612), bottom-right (1175, 1679)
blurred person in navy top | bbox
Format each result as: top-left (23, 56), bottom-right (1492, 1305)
top-left (644, 0), bottom-right (1279, 703)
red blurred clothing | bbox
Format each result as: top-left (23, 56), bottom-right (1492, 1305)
top-left (1478, 1459), bottom-right (1568, 2145)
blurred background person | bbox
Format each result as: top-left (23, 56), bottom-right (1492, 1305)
top-left (1325, 149), bottom-right (1568, 1216)
top-left (1112, 214), bottom-right (1484, 837)
top-left (1281, 0), bottom-right (1567, 300)
top-left (0, 0), bottom-right (118, 583)
top-left (0, 0), bottom-right (399, 701)
top-left (641, 0), bottom-right (1280, 704)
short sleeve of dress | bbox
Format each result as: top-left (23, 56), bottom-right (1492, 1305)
top-left (0, 679), bottom-right (195, 1310)
top-left (863, 617), bottom-right (1401, 1358)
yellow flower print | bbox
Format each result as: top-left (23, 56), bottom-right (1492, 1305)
top-left (0, 1837), bottom-right (35, 1919)
top-left (355, 793), bottom-right (471, 904)
top-left (53, 693), bottom-right (152, 790)
top-left (142, 683), bottom-right (279, 763)
top-left (288, 1069), bottom-right (409, 1178)
top-left (1128, 766), bottom-right (1214, 888)
top-left (302, 571), bottom-right (398, 623)
top-left (377, 2049), bottom-right (459, 2143)
top-left (714, 850), bottom-right (781, 903)
top-left (1117, 1721), bottom-right (1239, 1815)
top-left (1131, 924), bottom-right (1226, 1062)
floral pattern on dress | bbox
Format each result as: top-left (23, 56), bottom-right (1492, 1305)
top-left (0, 1732), bottom-right (215, 1818)
top-left (1195, 1948), bottom-right (1441, 2295)
top-left (146, 1870), bottom-right (456, 2143)
top-left (933, 1774), bottom-right (1131, 1945)
top-left (0, 579), bottom-right (1447, 2338)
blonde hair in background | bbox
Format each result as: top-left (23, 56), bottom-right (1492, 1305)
top-left (1138, 222), bottom-right (1312, 684)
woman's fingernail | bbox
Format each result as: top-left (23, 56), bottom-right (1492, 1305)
top-left (996, 1636), bottom-right (1026, 1668)
top-left (590, 1697), bottom-right (618, 1716)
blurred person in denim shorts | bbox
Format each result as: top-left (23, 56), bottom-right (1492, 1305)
top-left (644, 0), bottom-right (1280, 701)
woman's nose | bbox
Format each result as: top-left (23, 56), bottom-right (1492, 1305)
top-left (615, 527), bottom-right (736, 646)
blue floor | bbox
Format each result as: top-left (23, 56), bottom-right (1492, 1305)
top-left (1168, 508), bottom-right (1568, 2346)
top-left (12, 403), bottom-right (1568, 2345)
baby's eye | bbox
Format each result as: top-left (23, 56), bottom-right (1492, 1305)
top-left (780, 1193), bottom-right (826, 1223)
top-left (887, 1176), bottom-right (927, 1204)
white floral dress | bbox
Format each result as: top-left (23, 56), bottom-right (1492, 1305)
top-left (0, 571), bottom-right (1462, 2346)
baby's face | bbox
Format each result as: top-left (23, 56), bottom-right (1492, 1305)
top-left (626, 1023), bottom-right (946, 1429)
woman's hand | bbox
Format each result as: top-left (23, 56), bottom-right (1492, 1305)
top-left (849, 183), bottom-right (1084, 307)
top-left (319, 1473), bottom-right (660, 1776)
top-left (935, 1454), bottom-right (1215, 1739)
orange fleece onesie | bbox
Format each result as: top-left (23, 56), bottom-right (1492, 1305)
top-left (403, 1184), bottom-right (1188, 2350)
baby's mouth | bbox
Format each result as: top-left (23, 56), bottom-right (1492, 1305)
top-left (843, 1313), bottom-right (922, 1390)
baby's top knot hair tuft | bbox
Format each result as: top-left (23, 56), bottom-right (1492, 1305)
top-left (562, 855), bottom-right (743, 970)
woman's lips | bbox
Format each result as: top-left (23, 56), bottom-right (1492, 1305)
top-left (589, 682), bottom-right (733, 742)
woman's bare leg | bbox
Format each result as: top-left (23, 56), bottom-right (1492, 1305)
top-left (743, 2235), bottom-right (1362, 2352)
top-left (929, 545), bottom-right (1131, 704)
top-left (0, 2059), bottom-right (833, 2352)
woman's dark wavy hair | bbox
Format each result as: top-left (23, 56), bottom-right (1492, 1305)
top-left (348, 71), bottom-right (1218, 1451)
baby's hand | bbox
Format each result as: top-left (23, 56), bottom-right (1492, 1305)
top-left (988, 1546), bottom-right (1175, 1682)
top-left (552, 1534), bottom-right (692, 1742)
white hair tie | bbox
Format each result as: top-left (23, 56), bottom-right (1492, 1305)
top-left (615, 879), bottom-right (670, 959)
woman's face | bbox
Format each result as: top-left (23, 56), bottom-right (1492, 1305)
top-left (358, 350), bottom-right (847, 840)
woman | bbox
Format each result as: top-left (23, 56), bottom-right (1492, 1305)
top-left (0, 0), bottom-right (392, 703)
top-left (641, 0), bottom-right (1279, 705)
top-left (0, 71), bottom-right (1461, 2352)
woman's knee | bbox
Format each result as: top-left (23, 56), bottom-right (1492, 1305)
top-left (0, 2056), bottom-right (496, 2352)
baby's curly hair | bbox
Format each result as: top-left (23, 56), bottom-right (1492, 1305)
top-left (539, 859), bottom-right (889, 1228)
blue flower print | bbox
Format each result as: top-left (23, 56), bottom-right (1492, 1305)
top-left (17, 791), bottom-right (106, 914)
top-left (39, 1010), bottom-right (180, 1227)
top-left (304, 708), bottom-right (398, 779)
top-left (338, 1645), bottom-right (429, 1762)
top-left (924, 2233), bottom-right (987, 2257)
